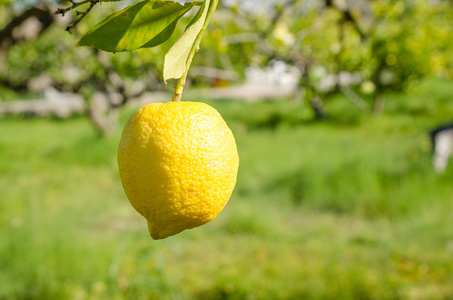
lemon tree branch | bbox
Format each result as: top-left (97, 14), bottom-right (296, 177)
top-left (55, 0), bottom-right (100, 33)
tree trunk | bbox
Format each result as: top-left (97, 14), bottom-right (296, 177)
top-left (310, 96), bottom-right (325, 120)
top-left (372, 92), bottom-right (385, 116)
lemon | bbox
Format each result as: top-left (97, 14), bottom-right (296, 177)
top-left (118, 101), bottom-right (239, 239)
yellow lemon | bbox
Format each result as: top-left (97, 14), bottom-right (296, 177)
top-left (118, 101), bottom-right (239, 239)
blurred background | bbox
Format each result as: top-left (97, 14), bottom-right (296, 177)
top-left (1, 0), bottom-right (453, 299)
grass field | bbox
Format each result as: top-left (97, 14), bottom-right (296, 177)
top-left (1, 78), bottom-right (453, 299)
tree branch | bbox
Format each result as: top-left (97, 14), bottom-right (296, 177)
top-left (324, 0), bottom-right (368, 41)
top-left (54, 0), bottom-right (100, 33)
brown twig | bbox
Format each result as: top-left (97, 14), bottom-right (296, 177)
top-left (54, 0), bottom-right (100, 33)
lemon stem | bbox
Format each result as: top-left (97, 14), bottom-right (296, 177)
top-left (172, 0), bottom-right (218, 102)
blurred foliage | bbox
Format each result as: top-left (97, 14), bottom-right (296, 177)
top-left (0, 2), bottom-right (167, 93)
top-left (2, 0), bottom-right (452, 91)
top-left (198, 0), bottom-right (453, 111)
top-left (0, 0), bottom-right (452, 122)
top-left (368, 0), bottom-right (453, 88)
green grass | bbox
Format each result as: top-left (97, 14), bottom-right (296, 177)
top-left (1, 79), bottom-right (453, 299)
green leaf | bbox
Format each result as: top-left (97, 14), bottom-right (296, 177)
top-left (163, 0), bottom-right (211, 82)
top-left (77, 0), bottom-right (196, 52)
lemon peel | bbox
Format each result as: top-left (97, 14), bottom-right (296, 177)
top-left (118, 101), bottom-right (239, 239)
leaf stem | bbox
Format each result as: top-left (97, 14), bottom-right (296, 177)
top-left (172, 0), bottom-right (218, 102)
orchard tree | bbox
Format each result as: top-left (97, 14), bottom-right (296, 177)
top-left (206, 0), bottom-right (453, 117)
top-left (365, 0), bottom-right (453, 113)
top-left (0, 0), bottom-right (156, 134)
